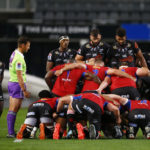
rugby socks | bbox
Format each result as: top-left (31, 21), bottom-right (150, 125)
top-left (7, 111), bottom-right (17, 135)
top-left (67, 109), bottom-right (75, 131)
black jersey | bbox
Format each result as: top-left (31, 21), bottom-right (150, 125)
top-left (47, 48), bottom-right (76, 67)
top-left (110, 40), bottom-right (140, 67)
top-left (77, 41), bottom-right (110, 63)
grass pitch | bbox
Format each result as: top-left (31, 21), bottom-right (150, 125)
top-left (0, 108), bottom-right (150, 150)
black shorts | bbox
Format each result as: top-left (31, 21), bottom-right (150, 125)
top-left (72, 98), bottom-right (102, 131)
top-left (128, 109), bottom-right (150, 127)
top-left (111, 86), bottom-right (140, 100)
top-left (0, 85), bottom-right (4, 101)
top-left (26, 102), bottom-right (53, 119)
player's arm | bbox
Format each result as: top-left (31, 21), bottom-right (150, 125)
top-left (136, 50), bottom-right (148, 68)
top-left (45, 70), bottom-right (55, 90)
top-left (57, 96), bottom-right (72, 112)
top-left (107, 68), bottom-right (136, 81)
top-left (136, 67), bottom-right (149, 76)
top-left (55, 63), bottom-right (86, 76)
top-left (75, 54), bottom-right (85, 63)
top-left (97, 76), bottom-right (111, 94)
top-left (102, 94), bottom-right (128, 105)
top-left (16, 70), bottom-right (30, 98)
top-left (46, 61), bottom-right (54, 72)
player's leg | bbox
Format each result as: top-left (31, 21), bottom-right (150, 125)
top-left (39, 103), bottom-right (54, 139)
top-left (139, 109), bottom-right (150, 139)
top-left (0, 85), bottom-right (4, 117)
top-left (126, 110), bottom-right (139, 139)
top-left (82, 99), bottom-right (102, 139)
top-left (0, 101), bottom-right (4, 117)
top-left (17, 105), bottom-right (38, 139)
top-left (7, 82), bottom-right (24, 137)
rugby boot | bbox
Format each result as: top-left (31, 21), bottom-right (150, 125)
top-left (89, 124), bottom-right (96, 139)
top-left (53, 123), bottom-right (60, 139)
top-left (76, 123), bottom-right (85, 140)
top-left (16, 124), bottom-right (27, 139)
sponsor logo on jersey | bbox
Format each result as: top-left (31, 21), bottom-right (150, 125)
top-left (113, 45), bottom-right (118, 50)
top-left (16, 62), bottom-right (22, 70)
top-left (99, 42), bottom-right (104, 46)
top-left (86, 44), bottom-right (91, 48)
top-left (62, 78), bottom-right (71, 82)
top-left (83, 105), bottom-right (94, 114)
top-left (127, 43), bottom-right (131, 48)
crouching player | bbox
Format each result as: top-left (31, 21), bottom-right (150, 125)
top-left (105, 94), bottom-right (150, 139)
top-left (55, 91), bottom-right (122, 139)
top-left (16, 90), bottom-right (58, 140)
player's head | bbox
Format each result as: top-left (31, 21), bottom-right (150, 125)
top-left (59, 35), bottom-right (69, 49)
top-left (115, 28), bottom-right (126, 45)
top-left (18, 36), bottom-right (30, 53)
top-left (90, 29), bottom-right (101, 46)
top-left (119, 62), bottom-right (129, 69)
top-left (38, 90), bottom-right (52, 98)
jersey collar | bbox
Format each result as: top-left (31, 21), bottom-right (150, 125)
top-left (16, 49), bottom-right (24, 58)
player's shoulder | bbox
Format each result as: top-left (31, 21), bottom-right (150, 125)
top-left (111, 41), bottom-right (119, 50)
top-left (48, 48), bottom-right (59, 55)
top-left (81, 42), bottom-right (91, 49)
top-left (126, 40), bottom-right (138, 48)
top-left (99, 41), bottom-right (110, 47)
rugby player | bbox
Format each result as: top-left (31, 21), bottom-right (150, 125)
top-left (110, 27), bottom-right (147, 68)
top-left (46, 35), bottom-right (76, 72)
top-left (75, 29), bottom-right (110, 65)
top-left (0, 61), bottom-right (5, 117)
top-left (97, 62), bottom-right (149, 99)
top-left (16, 90), bottom-right (58, 140)
top-left (55, 92), bottom-right (122, 139)
top-left (105, 94), bottom-right (150, 139)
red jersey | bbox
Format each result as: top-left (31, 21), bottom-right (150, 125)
top-left (110, 67), bottom-right (138, 91)
top-left (125, 100), bottom-right (150, 111)
top-left (34, 97), bottom-right (58, 110)
top-left (82, 64), bottom-right (108, 92)
top-left (52, 64), bottom-right (87, 96)
top-left (73, 93), bottom-right (105, 112)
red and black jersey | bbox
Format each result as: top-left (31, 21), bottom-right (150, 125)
top-left (77, 41), bottom-right (110, 63)
top-left (73, 93), bottom-right (105, 112)
top-left (110, 40), bottom-right (140, 67)
top-left (110, 67), bottom-right (138, 91)
top-left (124, 99), bottom-right (150, 111)
top-left (51, 64), bottom-right (87, 96)
top-left (82, 64), bottom-right (109, 92)
top-left (47, 48), bottom-right (76, 67)
top-left (33, 97), bottom-right (58, 111)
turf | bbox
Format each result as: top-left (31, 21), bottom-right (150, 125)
top-left (0, 108), bottom-right (150, 150)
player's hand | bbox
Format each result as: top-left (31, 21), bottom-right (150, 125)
top-left (23, 90), bottom-right (30, 98)
top-left (96, 89), bottom-right (102, 94)
top-left (52, 112), bottom-right (58, 119)
top-left (55, 69), bottom-right (63, 76)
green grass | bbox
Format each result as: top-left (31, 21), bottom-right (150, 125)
top-left (0, 108), bottom-right (150, 150)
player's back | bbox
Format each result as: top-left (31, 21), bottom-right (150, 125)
top-left (53, 68), bottom-right (86, 96)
